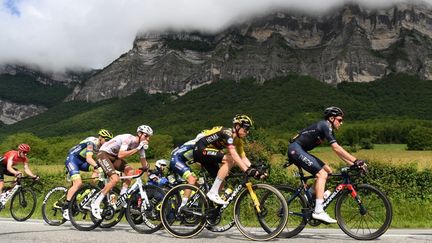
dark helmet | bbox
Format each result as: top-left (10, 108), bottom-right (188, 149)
top-left (324, 106), bottom-right (344, 119)
top-left (98, 129), bottom-right (114, 140)
top-left (233, 114), bottom-right (254, 128)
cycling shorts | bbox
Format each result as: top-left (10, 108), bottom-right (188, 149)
top-left (169, 154), bottom-right (195, 180)
top-left (0, 164), bottom-right (16, 181)
top-left (97, 151), bottom-right (129, 177)
top-left (65, 154), bottom-right (91, 180)
top-left (193, 147), bottom-right (223, 178)
top-left (287, 142), bottom-right (325, 175)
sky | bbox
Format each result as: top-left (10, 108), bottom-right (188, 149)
top-left (0, 0), bottom-right (429, 73)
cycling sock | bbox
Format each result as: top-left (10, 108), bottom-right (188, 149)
top-left (93, 192), bottom-right (105, 206)
top-left (180, 197), bottom-right (188, 207)
top-left (120, 187), bottom-right (127, 195)
top-left (315, 199), bottom-right (324, 213)
top-left (209, 177), bottom-right (224, 195)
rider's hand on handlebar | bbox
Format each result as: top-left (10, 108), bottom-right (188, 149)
top-left (15, 172), bottom-right (22, 179)
top-left (245, 167), bottom-right (267, 179)
top-left (32, 175), bottom-right (40, 181)
top-left (353, 159), bottom-right (368, 174)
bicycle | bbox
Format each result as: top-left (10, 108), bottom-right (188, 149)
top-left (0, 177), bottom-right (39, 221)
top-left (159, 165), bottom-right (289, 241)
top-left (41, 172), bottom-right (124, 228)
top-left (67, 168), bottom-right (165, 233)
top-left (277, 161), bottom-right (393, 240)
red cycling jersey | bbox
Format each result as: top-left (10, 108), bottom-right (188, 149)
top-left (2, 150), bottom-right (28, 166)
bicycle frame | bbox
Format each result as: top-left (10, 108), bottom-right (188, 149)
top-left (113, 169), bottom-right (151, 210)
top-left (0, 177), bottom-right (37, 209)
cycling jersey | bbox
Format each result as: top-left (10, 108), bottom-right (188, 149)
top-left (99, 134), bottom-right (146, 159)
top-left (291, 120), bottom-right (337, 151)
top-left (65, 137), bottom-right (98, 179)
top-left (2, 150), bottom-right (27, 166)
top-left (288, 120), bottom-right (336, 175)
top-left (193, 126), bottom-right (246, 178)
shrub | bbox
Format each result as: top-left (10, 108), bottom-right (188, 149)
top-left (406, 126), bottom-right (432, 150)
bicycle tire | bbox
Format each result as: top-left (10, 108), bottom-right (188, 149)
top-left (234, 183), bottom-right (288, 241)
top-left (42, 186), bottom-right (68, 226)
top-left (271, 185), bottom-right (308, 238)
top-left (10, 187), bottom-right (37, 221)
top-left (100, 187), bottom-right (125, 228)
top-left (160, 184), bottom-right (208, 238)
top-left (69, 184), bottom-right (102, 231)
top-left (335, 184), bottom-right (393, 240)
top-left (125, 184), bottom-right (165, 234)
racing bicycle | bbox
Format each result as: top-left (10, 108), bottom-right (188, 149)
top-left (160, 165), bottom-right (289, 241)
top-left (276, 162), bottom-right (393, 240)
top-left (0, 177), bottom-right (39, 221)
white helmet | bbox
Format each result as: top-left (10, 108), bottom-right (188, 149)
top-left (155, 159), bottom-right (168, 169)
top-left (86, 136), bottom-right (100, 148)
top-left (137, 125), bottom-right (153, 136)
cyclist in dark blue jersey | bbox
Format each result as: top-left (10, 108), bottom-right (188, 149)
top-left (62, 129), bottom-right (113, 220)
top-left (288, 107), bottom-right (364, 224)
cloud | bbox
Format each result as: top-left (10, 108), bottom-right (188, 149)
top-left (0, 0), bottom-right (430, 73)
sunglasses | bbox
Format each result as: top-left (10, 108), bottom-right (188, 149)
top-left (335, 118), bottom-right (343, 123)
top-left (242, 125), bottom-right (251, 131)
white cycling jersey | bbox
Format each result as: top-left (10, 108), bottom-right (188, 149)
top-left (99, 134), bottom-right (146, 158)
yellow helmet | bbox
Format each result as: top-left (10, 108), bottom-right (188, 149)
top-left (98, 129), bottom-right (113, 140)
top-left (232, 114), bottom-right (253, 127)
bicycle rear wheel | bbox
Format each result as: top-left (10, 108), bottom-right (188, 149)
top-left (69, 184), bottom-right (102, 231)
top-left (125, 185), bottom-right (165, 234)
top-left (336, 184), bottom-right (393, 240)
top-left (160, 184), bottom-right (208, 238)
top-left (273, 185), bottom-right (308, 238)
top-left (42, 186), bottom-right (68, 226)
top-left (10, 187), bottom-right (37, 221)
top-left (234, 184), bottom-right (288, 241)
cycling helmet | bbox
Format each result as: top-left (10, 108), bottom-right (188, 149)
top-left (137, 125), bottom-right (153, 136)
top-left (86, 137), bottom-right (100, 147)
top-left (18, 143), bottom-right (31, 153)
top-left (233, 114), bottom-right (254, 127)
top-left (155, 159), bottom-right (168, 169)
top-left (98, 129), bottom-right (113, 140)
top-left (324, 106), bottom-right (344, 119)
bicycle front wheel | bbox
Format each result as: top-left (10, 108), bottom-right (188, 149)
top-left (10, 187), bottom-right (37, 221)
top-left (336, 184), bottom-right (393, 240)
top-left (42, 186), bottom-right (68, 226)
top-left (69, 184), bottom-right (102, 231)
top-left (125, 185), bottom-right (165, 234)
top-left (160, 184), bottom-right (208, 238)
top-left (234, 183), bottom-right (288, 241)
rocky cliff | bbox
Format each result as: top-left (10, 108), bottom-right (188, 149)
top-left (62, 2), bottom-right (432, 102)
top-left (0, 99), bottom-right (47, 124)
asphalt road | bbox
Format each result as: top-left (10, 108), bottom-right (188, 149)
top-left (0, 218), bottom-right (430, 243)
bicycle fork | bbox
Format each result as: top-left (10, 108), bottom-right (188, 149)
top-left (245, 182), bottom-right (261, 213)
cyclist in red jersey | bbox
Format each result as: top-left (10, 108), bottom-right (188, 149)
top-left (0, 144), bottom-right (39, 194)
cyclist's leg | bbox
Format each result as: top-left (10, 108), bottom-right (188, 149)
top-left (93, 152), bottom-right (120, 219)
top-left (0, 164), bottom-right (5, 193)
top-left (170, 156), bottom-right (197, 208)
top-left (116, 160), bottom-right (132, 195)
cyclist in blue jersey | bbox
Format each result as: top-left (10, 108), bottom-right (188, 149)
top-left (62, 129), bottom-right (113, 220)
top-left (287, 107), bottom-right (365, 224)
top-left (147, 159), bottom-right (169, 187)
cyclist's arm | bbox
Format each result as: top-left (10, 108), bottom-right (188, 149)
top-left (84, 144), bottom-right (98, 167)
top-left (23, 162), bottom-right (37, 178)
top-left (6, 158), bottom-right (20, 176)
top-left (227, 145), bottom-right (249, 171)
top-left (139, 157), bottom-right (149, 170)
top-left (331, 143), bottom-right (356, 165)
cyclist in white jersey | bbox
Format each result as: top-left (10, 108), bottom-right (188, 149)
top-left (91, 125), bottom-right (153, 219)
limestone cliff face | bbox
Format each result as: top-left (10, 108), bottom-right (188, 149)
top-left (64, 3), bottom-right (432, 102)
top-left (0, 99), bottom-right (47, 124)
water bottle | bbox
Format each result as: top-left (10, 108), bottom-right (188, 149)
top-left (77, 189), bottom-right (91, 201)
top-left (198, 177), bottom-right (204, 185)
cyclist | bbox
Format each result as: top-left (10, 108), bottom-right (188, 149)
top-left (287, 106), bottom-right (365, 224)
top-left (62, 129), bottom-right (114, 220)
top-left (147, 159), bottom-right (169, 187)
top-left (193, 114), bottom-right (266, 205)
top-left (0, 144), bottom-right (39, 195)
top-left (92, 125), bottom-right (153, 219)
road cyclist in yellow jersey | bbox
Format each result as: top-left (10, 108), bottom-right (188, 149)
top-left (193, 114), bottom-right (266, 205)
